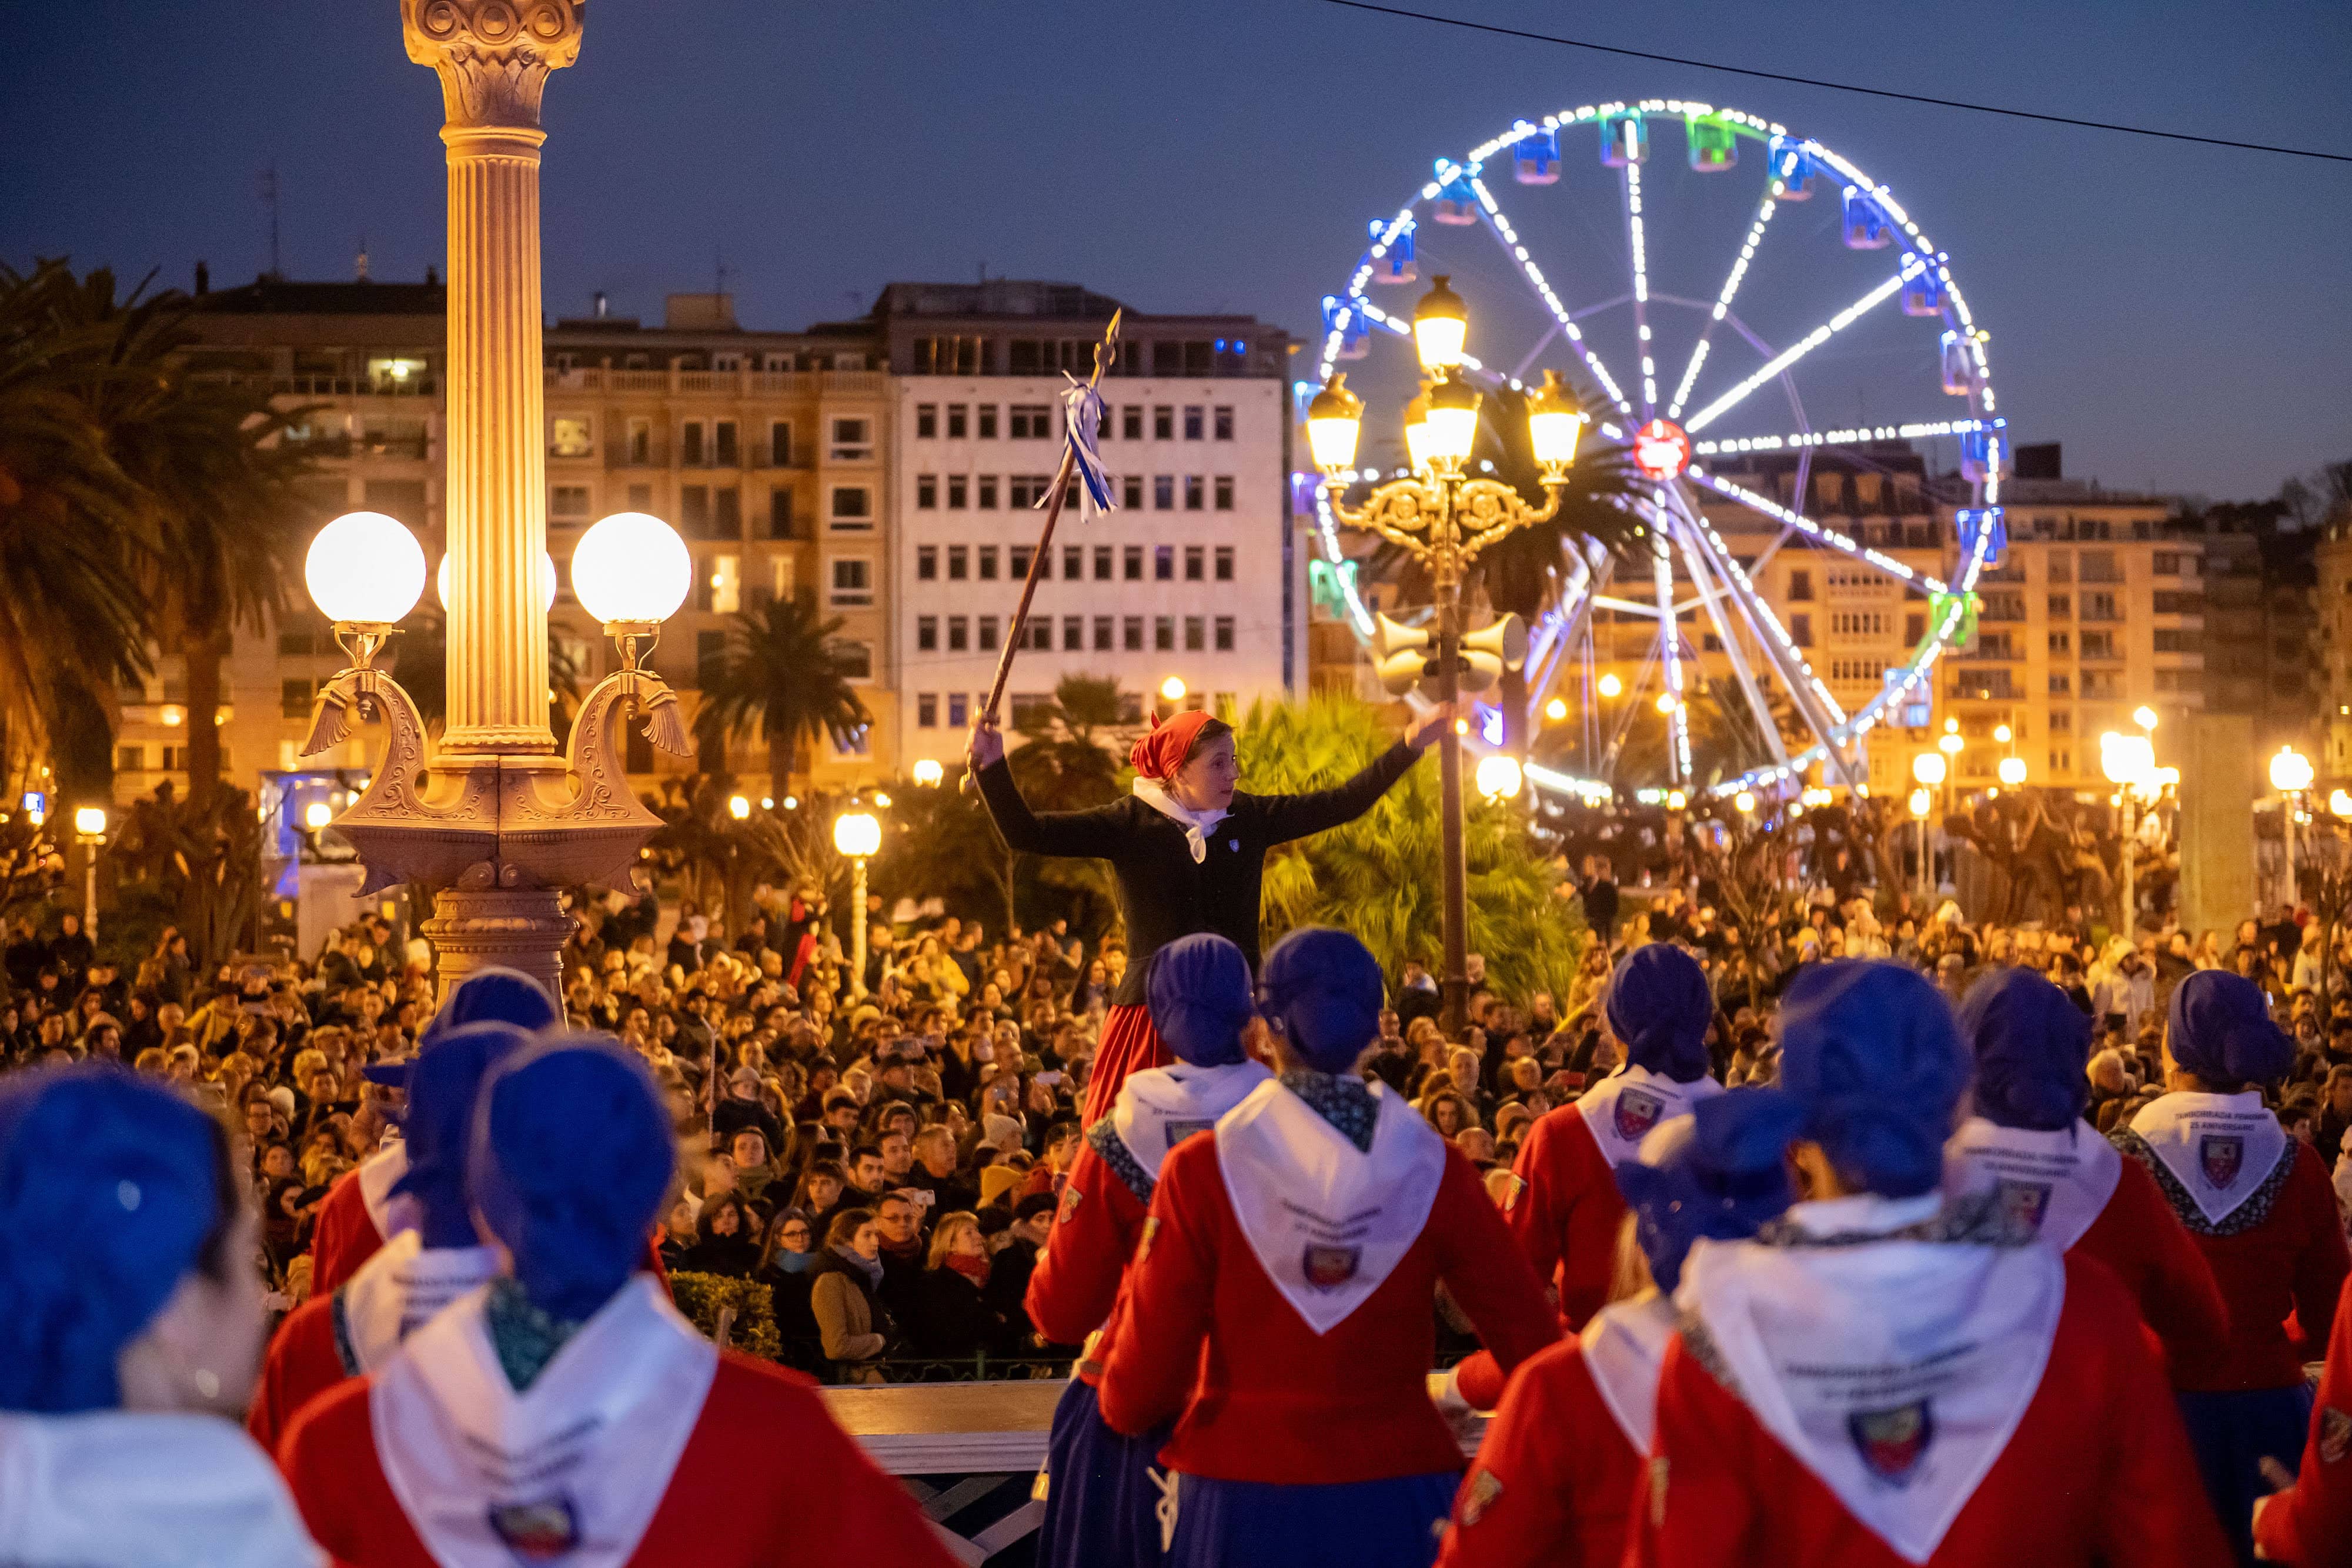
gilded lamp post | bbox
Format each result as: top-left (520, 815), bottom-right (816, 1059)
top-left (1307, 277), bottom-right (1586, 1034)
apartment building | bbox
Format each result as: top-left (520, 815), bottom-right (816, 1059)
top-left (868, 281), bottom-right (1297, 773)
top-left (2314, 519), bottom-right (2352, 781)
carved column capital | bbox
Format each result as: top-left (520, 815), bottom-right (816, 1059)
top-left (402, 0), bottom-right (583, 132)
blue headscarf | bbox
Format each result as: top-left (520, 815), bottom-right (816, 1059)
top-left (364, 965), bottom-right (558, 1089)
top-left (1615, 1092), bottom-right (1797, 1292)
top-left (0, 1067), bottom-right (225, 1413)
top-left (1147, 933), bottom-right (1254, 1067)
top-left (1605, 944), bottom-right (1716, 1082)
top-left (2167, 969), bottom-right (2294, 1088)
top-left (1955, 967), bottom-right (2091, 1131)
top-left (389, 1021), bottom-right (533, 1248)
top-left (470, 1034), bottom-right (673, 1321)
top-left (1257, 927), bottom-right (1384, 1074)
top-left (1768, 959), bottom-right (1968, 1198)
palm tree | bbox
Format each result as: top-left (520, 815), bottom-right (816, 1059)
top-left (1008, 673), bottom-right (1128, 811)
top-left (0, 262), bottom-right (158, 778)
top-left (692, 589), bottom-right (873, 801)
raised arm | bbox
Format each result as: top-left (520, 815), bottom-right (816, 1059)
top-left (968, 717), bottom-right (1129, 859)
top-left (1251, 703), bottom-right (1452, 847)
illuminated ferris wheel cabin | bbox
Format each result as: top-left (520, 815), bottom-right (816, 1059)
top-left (1632, 419), bottom-right (1691, 480)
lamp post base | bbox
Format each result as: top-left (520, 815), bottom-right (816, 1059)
top-left (421, 880), bottom-right (571, 1008)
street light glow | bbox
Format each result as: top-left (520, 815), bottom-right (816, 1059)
top-left (1997, 756), bottom-right (2027, 786)
top-left (728, 794), bottom-right (750, 820)
top-left (1937, 731), bottom-right (1964, 757)
top-left (911, 759), bottom-right (944, 787)
top-left (833, 810), bottom-right (881, 858)
top-left (303, 801), bottom-right (334, 831)
top-left (1597, 673), bottom-right (1623, 699)
top-left (1655, 692), bottom-right (1679, 715)
top-left (1475, 753), bottom-right (1524, 801)
top-left (1911, 753), bottom-right (1946, 785)
top-left (2133, 706), bottom-right (2159, 731)
top-left (2101, 731), bottom-right (2155, 788)
top-left (1908, 787), bottom-right (1932, 818)
top-left (2270, 746), bottom-right (2314, 794)
top-left (1733, 790), bottom-right (1756, 814)
top-left (571, 512), bottom-right (692, 626)
top-left (73, 806), bottom-right (108, 837)
top-left (1411, 275), bottom-right (1469, 372)
top-left (306, 512), bottom-right (427, 625)
top-left (1160, 676), bottom-right (1187, 703)
top-left (1544, 697), bottom-right (1569, 722)
top-left (1992, 724), bottom-right (2012, 745)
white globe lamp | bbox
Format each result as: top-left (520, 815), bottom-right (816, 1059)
top-left (306, 512), bottom-right (427, 629)
top-left (572, 513), bottom-right (692, 631)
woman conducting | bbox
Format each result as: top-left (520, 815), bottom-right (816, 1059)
top-left (968, 703), bottom-right (1448, 1124)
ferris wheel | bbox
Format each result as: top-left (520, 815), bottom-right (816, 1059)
top-left (1309, 99), bottom-right (2010, 803)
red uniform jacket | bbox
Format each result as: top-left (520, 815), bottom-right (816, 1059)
top-left (2254, 1269), bottom-right (2352, 1566)
top-left (1626, 1253), bottom-right (2230, 1567)
top-left (249, 1292), bottom-right (346, 1456)
top-left (2137, 1142), bottom-right (2349, 1392)
top-left (2069, 1154), bottom-right (2229, 1371)
top-left (306, 1169), bottom-right (385, 1296)
top-left (1502, 1105), bottom-right (1621, 1333)
top-left (1097, 1134), bottom-right (1555, 1486)
top-left (1024, 1138), bottom-right (1152, 1382)
top-left (278, 1352), bottom-right (954, 1568)
top-left (1436, 1336), bottom-right (1639, 1568)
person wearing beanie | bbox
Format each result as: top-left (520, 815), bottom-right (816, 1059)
top-left (1439, 1099), bottom-right (1794, 1568)
top-left (1097, 928), bottom-right (1552, 1568)
top-left (1502, 942), bottom-right (1724, 1333)
top-left (0, 1066), bottom-right (323, 1567)
top-left (970, 701), bottom-right (1450, 1125)
top-left (308, 965), bottom-right (558, 1293)
top-left (1946, 968), bottom-right (2225, 1370)
top-left (278, 1035), bottom-right (954, 1568)
top-left (248, 1021), bottom-right (532, 1455)
top-left (1028, 934), bottom-right (1275, 1568)
top-left (2251, 1269), bottom-right (2352, 1564)
top-left (2118, 969), bottom-right (2349, 1564)
top-left (1629, 959), bottom-right (2227, 1567)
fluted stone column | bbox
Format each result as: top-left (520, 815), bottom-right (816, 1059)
top-left (404, 0), bottom-right (580, 760)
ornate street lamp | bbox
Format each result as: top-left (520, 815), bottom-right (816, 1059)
top-left (2102, 731), bottom-right (2158, 938)
top-left (72, 806), bottom-right (106, 940)
top-left (2273, 745), bottom-right (2315, 910)
top-left (1308, 285), bottom-right (1585, 1033)
top-left (833, 809), bottom-right (882, 999)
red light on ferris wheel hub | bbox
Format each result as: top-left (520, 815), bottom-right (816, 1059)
top-left (1633, 419), bottom-right (1691, 480)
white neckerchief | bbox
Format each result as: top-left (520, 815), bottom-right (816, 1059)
top-left (356, 1140), bottom-right (410, 1240)
top-left (1215, 1078), bottom-right (1446, 1335)
top-left (1581, 1294), bottom-right (1676, 1454)
top-left (1943, 1116), bottom-right (2122, 1254)
top-left (371, 1277), bottom-right (717, 1568)
top-left (1131, 778), bottom-right (1231, 864)
top-left (1576, 1065), bottom-right (1723, 1170)
top-left (2129, 1091), bottom-right (2290, 1226)
top-left (336, 1230), bottom-right (503, 1375)
top-left (1112, 1058), bottom-right (1274, 1178)
top-left (0, 1410), bottom-right (322, 1568)
top-left (1676, 1192), bottom-right (2065, 1566)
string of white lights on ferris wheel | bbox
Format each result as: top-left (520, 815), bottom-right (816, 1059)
top-left (1311, 99), bottom-right (2007, 801)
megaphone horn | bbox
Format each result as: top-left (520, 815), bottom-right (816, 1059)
top-left (1460, 613), bottom-right (1528, 671)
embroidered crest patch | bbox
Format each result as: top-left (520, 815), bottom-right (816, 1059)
top-left (1058, 1183), bottom-right (1084, 1223)
top-left (1849, 1402), bottom-right (1934, 1486)
top-left (1460, 1467), bottom-right (1504, 1526)
top-left (1992, 1178), bottom-right (2053, 1234)
top-left (1302, 1243), bottom-right (1361, 1289)
top-left (1614, 1085), bottom-right (1666, 1142)
top-left (2321, 1405), bottom-right (2351, 1466)
top-left (487, 1497), bottom-right (580, 1561)
top-left (1162, 1118), bottom-right (1215, 1150)
top-left (2199, 1134), bottom-right (2243, 1189)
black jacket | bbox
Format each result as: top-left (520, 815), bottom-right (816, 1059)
top-left (976, 741), bottom-right (1421, 1007)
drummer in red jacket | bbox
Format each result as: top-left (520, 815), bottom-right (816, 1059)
top-left (1027, 932), bottom-right (1274, 1568)
top-left (1946, 966), bottom-right (2227, 1366)
top-left (308, 967), bottom-right (557, 1294)
top-left (278, 1035), bottom-right (953, 1568)
top-left (2253, 1270), bottom-right (2352, 1564)
top-left (249, 1019), bottom-right (529, 1455)
top-left (1438, 1092), bottom-right (1795, 1568)
top-left (1098, 927), bottom-right (1555, 1568)
top-left (1629, 959), bottom-right (2229, 1567)
top-left (1502, 943), bottom-right (1722, 1330)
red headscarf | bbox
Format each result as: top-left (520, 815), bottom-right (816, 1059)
top-left (1128, 710), bottom-right (1217, 781)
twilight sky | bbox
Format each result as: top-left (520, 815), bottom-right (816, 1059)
top-left (4, 0), bottom-right (2346, 502)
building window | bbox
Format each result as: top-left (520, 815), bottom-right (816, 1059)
top-left (681, 484), bottom-right (711, 537)
top-left (1154, 406), bottom-right (1173, 440)
top-left (917, 546), bottom-right (938, 581)
top-left (767, 487), bottom-right (794, 539)
top-left (830, 419), bottom-right (873, 460)
top-left (1185, 546), bottom-right (1205, 582)
top-left (979, 546), bottom-right (999, 581)
top-left (1009, 474), bottom-right (1052, 508)
top-left (1185, 616), bottom-right (1205, 651)
top-left (627, 419), bottom-right (651, 464)
top-left (1027, 618), bottom-right (1052, 650)
top-left (1183, 406), bottom-right (1204, 440)
top-left (549, 485), bottom-right (591, 520)
top-left (917, 616), bottom-right (938, 651)
top-left (2049, 673), bottom-right (2072, 696)
top-left (948, 546), bottom-right (968, 581)
top-left (1122, 406), bottom-right (1142, 440)
top-left (281, 678), bottom-right (313, 718)
top-left (1063, 545), bottom-right (1083, 579)
top-left (948, 616), bottom-right (969, 652)
top-left (1154, 546), bottom-right (1174, 582)
top-left (918, 693), bottom-right (938, 728)
top-left (1214, 405), bottom-right (1234, 440)
top-left (2153, 551), bottom-right (2180, 577)
top-left (1154, 475), bottom-right (1174, 510)
top-left (916, 335), bottom-right (984, 375)
top-left (1123, 616), bottom-right (1144, 651)
top-left (1094, 546), bottom-right (1112, 581)
top-left (1124, 546), bottom-right (1144, 581)
top-left (1214, 616), bottom-right (1235, 651)
top-left (696, 631), bottom-right (727, 688)
top-left (714, 487), bottom-right (740, 539)
top-left (1009, 404), bottom-right (1053, 440)
top-left (1063, 616), bottom-right (1083, 650)
top-left (947, 404), bottom-right (968, 439)
top-left (1183, 476), bottom-right (1204, 510)
top-left (977, 405), bottom-right (998, 439)
top-left (1214, 476), bottom-right (1234, 511)
top-left (947, 692), bottom-right (970, 728)
top-left (2048, 631), bottom-right (2071, 656)
top-left (828, 486), bottom-right (871, 528)
top-left (1215, 546), bottom-right (1234, 581)
top-left (769, 421), bottom-right (791, 466)
top-left (978, 616), bottom-right (1000, 652)
top-left (1094, 616), bottom-right (1113, 651)
top-left (708, 552), bottom-right (740, 615)
top-left (1011, 545), bottom-right (1035, 579)
top-left (978, 475), bottom-right (999, 509)
top-left (947, 474), bottom-right (968, 509)
top-left (1154, 616), bottom-right (1175, 651)
top-left (714, 421), bottom-right (739, 467)
top-left (550, 416), bottom-right (593, 457)
top-left (1787, 569), bottom-right (1813, 602)
top-left (1790, 613), bottom-right (1813, 647)
top-left (682, 422), bottom-right (706, 466)
top-left (917, 475), bottom-right (938, 509)
top-left (1122, 474), bottom-right (1144, 510)
top-left (829, 557), bottom-right (872, 606)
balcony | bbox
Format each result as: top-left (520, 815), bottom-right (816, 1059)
top-left (544, 366), bottom-right (883, 399)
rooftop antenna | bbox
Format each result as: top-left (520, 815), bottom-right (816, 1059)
top-left (260, 165), bottom-right (282, 279)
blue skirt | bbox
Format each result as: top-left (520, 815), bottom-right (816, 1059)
top-left (1164, 1469), bottom-right (1462, 1568)
top-left (1035, 1378), bottom-right (1170, 1568)
top-left (2177, 1384), bottom-right (2314, 1568)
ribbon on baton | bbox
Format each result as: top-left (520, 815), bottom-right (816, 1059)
top-left (1053, 374), bottom-right (1117, 523)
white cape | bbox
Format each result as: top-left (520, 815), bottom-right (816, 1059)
top-left (1577, 1064), bottom-right (1723, 1171)
top-left (1215, 1078), bottom-right (1445, 1335)
top-left (1943, 1116), bottom-right (2120, 1253)
top-left (0, 1410), bottom-right (322, 1568)
top-left (335, 1229), bottom-right (503, 1375)
top-left (1110, 1058), bottom-right (1273, 1179)
top-left (1581, 1294), bottom-right (1676, 1455)
top-left (2128, 1091), bottom-right (2291, 1226)
top-left (356, 1139), bottom-right (411, 1239)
